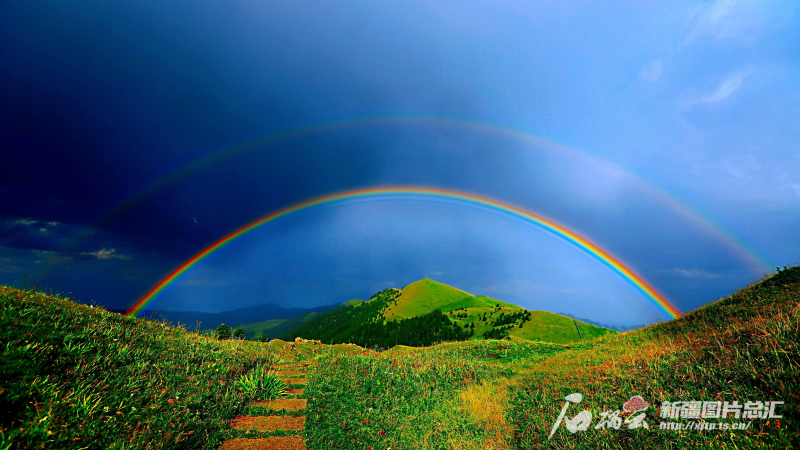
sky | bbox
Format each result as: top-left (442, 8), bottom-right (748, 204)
top-left (1, 0), bottom-right (798, 326)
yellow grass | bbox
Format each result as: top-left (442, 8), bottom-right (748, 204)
top-left (456, 379), bottom-right (514, 450)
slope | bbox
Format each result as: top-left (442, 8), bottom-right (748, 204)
top-left (283, 278), bottom-right (615, 346)
top-left (509, 264), bottom-right (800, 448)
top-left (0, 285), bottom-right (279, 449)
top-left (304, 265), bottom-right (800, 450)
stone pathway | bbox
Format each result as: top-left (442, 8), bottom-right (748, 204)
top-left (218, 361), bottom-right (311, 450)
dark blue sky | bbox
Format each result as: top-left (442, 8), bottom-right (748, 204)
top-left (1, 1), bottom-right (798, 325)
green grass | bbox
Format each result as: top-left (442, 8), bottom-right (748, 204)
top-left (383, 278), bottom-right (614, 344)
top-left (4, 266), bottom-right (798, 449)
top-left (303, 266), bottom-right (799, 449)
top-left (233, 366), bottom-right (288, 401)
top-left (384, 278), bottom-right (475, 319)
top-left (509, 266), bottom-right (800, 449)
top-left (340, 299), bottom-right (365, 308)
top-left (0, 285), bottom-right (285, 450)
top-left (511, 311), bottom-right (613, 343)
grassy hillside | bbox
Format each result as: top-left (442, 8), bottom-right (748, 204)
top-left (384, 278), bottom-right (476, 318)
top-left (0, 285), bottom-right (365, 450)
top-left (384, 278), bottom-right (614, 344)
top-left (279, 288), bottom-right (474, 347)
top-left (3, 266), bottom-right (798, 448)
top-left (304, 265), bottom-right (800, 449)
top-left (0, 285), bottom-right (279, 449)
top-left (282, 278), bottom-right (614, 346)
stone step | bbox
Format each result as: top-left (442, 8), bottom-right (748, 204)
top-left (250, 398), bottom-right (307, 412)
top-left (281, 378), bottom-right (306, 385)
top-left (230, 415), bottom-right (305, 432)
top-left (273, 370), bottom-right (307, 376)
top-left (284, 387), bottom-right (303, 396)
top-left (218, 436), bottom-right (306, 450)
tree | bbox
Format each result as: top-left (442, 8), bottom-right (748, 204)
top-left (216, 323), bottom-right (231, 340)
top-left (232, 327), bottom-right (245, 339)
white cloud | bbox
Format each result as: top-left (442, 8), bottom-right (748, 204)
top-left (80, 248), bottom-right (132, 260)
top-left (12, 218), bottom-right (36, 226)
top-left (703, 70), bottom-right (750, 103)
top-left (639, 60), bottom-right (663, 82)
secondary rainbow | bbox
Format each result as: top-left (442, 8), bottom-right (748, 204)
top-left (44, 116), bottom-right (769, 278)
top-left (126, 187), bottom-right (682, 319)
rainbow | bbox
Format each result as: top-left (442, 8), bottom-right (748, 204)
top-left (126, 187), bottom-right (682, 319)
top-left (43, 115), bottom-right (770, 280)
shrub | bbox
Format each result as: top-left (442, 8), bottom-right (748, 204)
top-left (234, 366), bottom-right (288, 400)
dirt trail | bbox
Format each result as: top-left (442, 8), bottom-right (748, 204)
top-left (218, 360), bottom-right (311, 450)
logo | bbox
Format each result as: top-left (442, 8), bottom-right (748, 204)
top-left (548, 393), bottom-right (784, 439)
top-left (549, 394), bottom-right (650, 439)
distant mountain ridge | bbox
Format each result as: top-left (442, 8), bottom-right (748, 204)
top-left (557, 313), bottom-right (647, 332)
top-left (111, 302), bottom-right (338, 331)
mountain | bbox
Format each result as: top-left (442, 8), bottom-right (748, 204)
top-left (280, 278), bottom-right (616, 346)
top-left (233, 299), bottom-right (364, 339)
top-left (557, 313), bottom-right (647, 332)
top-left (110, 302), bottom-right (338, 331)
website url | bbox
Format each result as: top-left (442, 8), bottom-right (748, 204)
top-left (659, 421), bottom-right (752, 431)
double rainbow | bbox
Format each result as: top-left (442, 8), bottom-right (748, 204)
top-left (126, 187), bottom-right (682, 319)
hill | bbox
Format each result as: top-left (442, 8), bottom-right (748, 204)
top-left (0, 285), bottom-right (277, 449)
top-left (281, 278), bottom-right (615, 346)
top-left (3, 266), bottom-right (798, 448)
top-left (305, 265), bottom-right (800, 450)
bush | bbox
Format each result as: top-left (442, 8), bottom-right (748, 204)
top-left (234, 366), bottom-right (288, 400)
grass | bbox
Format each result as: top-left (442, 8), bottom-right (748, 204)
top-left (384, 278), bottom-right (476, 319)
top-left (510, 266), bottom-right (800, 449)
top-left (303, 267), bottom-right (799, 449)
top-left (233, 367), bottom-right (288, 401)
top-left (381, 278), bottom-right (616, 344)
top-left (510, 310), bottom-right (613, 343)
top-left (0, 285), bottom-right (292, 450)
top-left (3, 265), bottom-right (798, 449)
